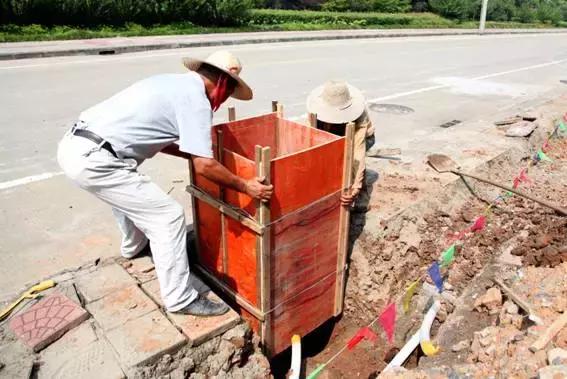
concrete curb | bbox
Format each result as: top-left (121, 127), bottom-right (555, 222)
top-left (1, 28), bottom-right (567, 61)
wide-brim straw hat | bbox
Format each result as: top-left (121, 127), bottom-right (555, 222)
top-left (307, 81), bottom-right (365, 124)
top-left (182, 51), bottom-right (253, 101)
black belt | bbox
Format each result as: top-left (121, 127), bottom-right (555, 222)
top-left (72, 127), bottom-right (118, 158)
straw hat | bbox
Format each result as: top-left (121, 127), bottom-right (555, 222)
top-left (307, 81), bottom-right (365, 124)
top-left (182, 51), bottom-right (253, 101)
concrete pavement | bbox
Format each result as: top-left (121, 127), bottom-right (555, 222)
top-left (1, 28), bottom-right (566, 60)
top-left (1, 32), bottom-right (567, 300)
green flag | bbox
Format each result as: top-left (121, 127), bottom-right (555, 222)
top-left (440, 245), bottom-right (456, 267)
top-left (307, 364), bottom-right (326, 379)
top-left (537, 149), bottom-right (553, 162)
top-left (559, 121), bottom-right (567, 132)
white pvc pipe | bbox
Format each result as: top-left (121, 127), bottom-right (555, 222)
top-left (289, 335), bottom-right (301, 379)
top-left (383, 300), bottom-right (441, 371)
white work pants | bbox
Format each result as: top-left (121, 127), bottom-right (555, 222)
top-left (57, 132), bottom-right (197, 311)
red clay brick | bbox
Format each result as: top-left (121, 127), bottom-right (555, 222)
top-left (9, 292), bottom-right (89, 352)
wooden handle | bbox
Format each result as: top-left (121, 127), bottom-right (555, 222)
top-left (455, 170), bottom-right (567, 216)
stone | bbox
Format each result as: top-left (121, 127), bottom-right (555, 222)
top-left (105, 310), bottom-right (186, 367)
top-left (522, 112), bottom-right (539, 122)
top-left (537, 365), bottom-right (567, 379)
top-left (506, 121), bottom-right (538, 137)
top-left (548, 348), bottom-right (567, 365)
top-left (504, 301), bottom-right (519, 315)
top-left (86, 285), bottom-right (157, 331)
top-left (38, 322), bottom-right (125, 379)
top-left (75, 264), bottom-right (136, 303)
top-left (0, 341), bottom-right (34, 379)
top-left (9, 291), bottom-right (89, 352)
top-left (474, 287), bottom-right (502, 314)
top-left (556, 328), bottom-right (567, 349)
top-left (452, 339), bottom-right (471, 352)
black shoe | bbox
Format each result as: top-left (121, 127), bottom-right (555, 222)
top-left (173, 295), bottom-right (229, 317)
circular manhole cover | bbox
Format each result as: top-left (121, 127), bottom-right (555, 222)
top-left (368, 103), bottom-right (415, 115)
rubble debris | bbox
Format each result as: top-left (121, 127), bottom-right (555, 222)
top-left (451, 339), bottom-right (470, 352)
top-left (494, 116), bottom-right (522, 126)
top-left (537, 365), bottom-right (567, 379)
top-left (547, 348), bottom-right (567, 365)
top-left (505, 121), bottom-right (538, 137)
top-left (474, 287), bottom-right (502, 314)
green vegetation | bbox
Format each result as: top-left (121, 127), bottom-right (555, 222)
top-left (0, 0), bottom-right (565, 42)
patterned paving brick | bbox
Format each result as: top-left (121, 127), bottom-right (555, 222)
top-left (9, 292), bottom-right (89, 352)
top-left (39, 322), bottom-right (125, 379)
top-left (105, 310), bottom-right (186, 367)
top-left (86, 285), bottom-right (157, 331)
top-left (75, 264), bottom-right (136, 303)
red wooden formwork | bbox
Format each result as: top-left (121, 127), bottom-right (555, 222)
top-left (190, 112), bottom-right (346, 355)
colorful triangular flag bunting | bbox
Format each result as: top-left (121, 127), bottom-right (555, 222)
top-left (347, 326), bottom-right (378, 350)
top-left (470, 216), bottom-right (486, 233)
top-left (428, 262), bottom-right (443, 293)
top-left (421, 340), bottom-right (440, 356)
top-left (403, 280), bottom-right (420, 314)
top-left (379, 303), bottom-right (396, 344)
top-left (307, 364), bottom-right (326, 379)
top-left (559, 120), bottom-right (567, 132)
top-left (537, 149), bottom-right (553, 162)
top-left (440, 245), bottom-right (456, 268)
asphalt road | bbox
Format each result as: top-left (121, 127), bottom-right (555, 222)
top-left (1, 33), bottom-right (567, 299)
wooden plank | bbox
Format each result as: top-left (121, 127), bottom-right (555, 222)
top-left (193, 264), bottom-right (265, 321)
top-left (216, 128), bottom-right (229, 275)
top-left (334, 122), bottom-right (355, 316)
top-left (271, 100), bottom-right (278, 113)
top-left (529, 312), bottom-right (567, 352)
top-left (185, 185), bottom-right (263, 235)
top-left (276, 103), bottom-right (284, 119)
top-left (228, 106), bottom-right (236, 122)
top-left (254, 145), bottom-right (263, 312)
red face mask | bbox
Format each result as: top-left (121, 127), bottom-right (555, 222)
top-left (210, 74), bottom-right (232, 112)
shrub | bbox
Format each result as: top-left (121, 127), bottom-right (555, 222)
top-left (428, 0), bottom-right (468, 19)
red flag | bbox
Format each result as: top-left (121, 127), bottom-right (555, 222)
top-left (542, 140), bottom-right (551, 153)
top-left (470, 216), bottom-right (486, 233)
top-left (379, 303), bottom-right (396, 343)
top-left (513, 177), bottom-right (521, 189)
top-left (519, 168), bottom-right (531, 184)
top-left (347, 326), bottom-right (377, 350)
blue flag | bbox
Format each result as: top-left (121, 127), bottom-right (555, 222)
top-left (428, 262), bottom-right (443, 293)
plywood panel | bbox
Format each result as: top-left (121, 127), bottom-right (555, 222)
top-left (271, 191), bottom-right (341, 302)
top-left (225, 218), bottom-right (259, 306)
top-left (194, 201), bottom-right (223, 275)
top-left (271, 139), bottom-right (344, 218)
top-left (270, 274), bottom-right (336, 355)
top-left (219, 114), bottom-right (278, 160)
top-left (223, 150), bottom-right (257, 216)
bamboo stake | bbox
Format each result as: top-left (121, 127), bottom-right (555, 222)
top-left (308, 112), bottom-right (318, 128)
top-left (334, 122), bottom-right (355, 316)
top-left (228, 106), bottom-right (236, 122)
top-left (187, 160), bottom-right (202, 259)
top-left (255, 145), bottom-right (273, 354)
top-left (271, 100), bottom-right (278, 113)
top-left (216, 128), bottom-right (229, 274)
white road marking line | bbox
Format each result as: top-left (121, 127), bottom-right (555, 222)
top-left (367, 57), bottom-right (567, 103)
top-left (0, 171), bottom-right (63, 190)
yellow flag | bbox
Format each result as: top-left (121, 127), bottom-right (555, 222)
top-left (402, 279), bottom-right (420, 314)
top-left (421, 340), bottom-right (440, 356)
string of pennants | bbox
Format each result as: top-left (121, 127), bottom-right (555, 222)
top-left (306, 115), bottom-right (566, 379)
